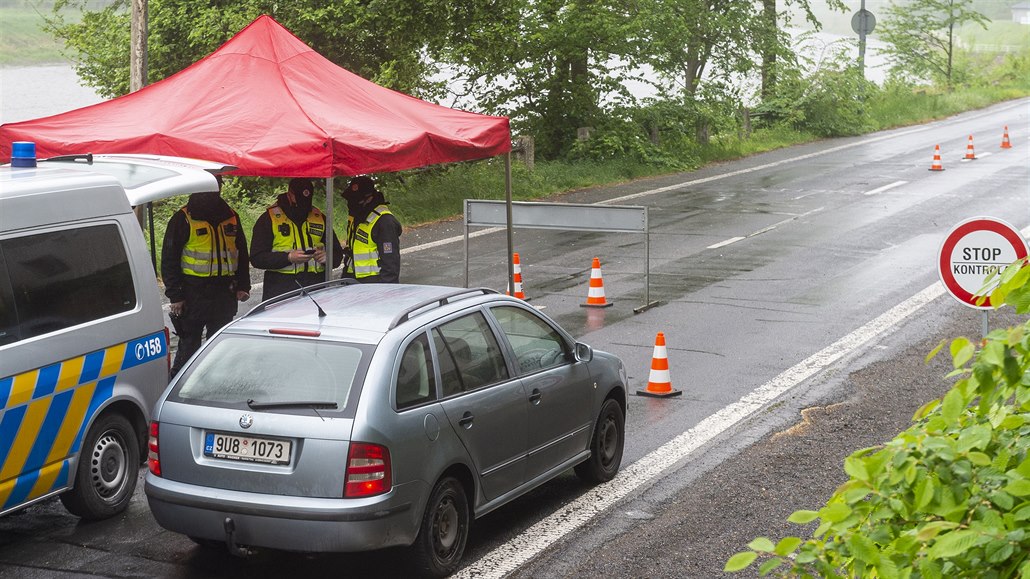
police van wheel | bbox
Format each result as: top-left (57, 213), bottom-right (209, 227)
top-left (60, 413), bottom-right (139, 520)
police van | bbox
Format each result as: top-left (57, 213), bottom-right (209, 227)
top-left (0, 142), bottom-right (233, 519)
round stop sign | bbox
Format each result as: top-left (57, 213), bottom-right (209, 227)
top-left (938, 217), bottom-right (1028, 309)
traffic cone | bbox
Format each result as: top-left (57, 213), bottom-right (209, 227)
top-left (581, 257), bottom-right (613, 308)
top-left (929, 144), bottom-right (944, 171)
top-left (506, 252), bottom-right (525, 300)
top-left (964, 135), bottom-right (977, 160)
top-left (1002, 126), bottom-right (1012, 149)
top-left (637, 332), bottom-right (682, 398)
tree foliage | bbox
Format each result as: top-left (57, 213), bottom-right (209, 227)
top-left (878, 0), bottom-right (989, 88)
top-left (727, 258), bottom-right (1030, 577)
top-left (44, 0), bottom-right (457, 98)
top-left (42, 0), bottom-right (847, 161)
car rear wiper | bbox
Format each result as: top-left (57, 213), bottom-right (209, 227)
top-left (246, 399), bottom-right (338, 410)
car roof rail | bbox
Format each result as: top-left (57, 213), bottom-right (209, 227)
top-left (388, 287), bottom-right (498, 330)
top-left (244, 278), bottom-right (360, 318)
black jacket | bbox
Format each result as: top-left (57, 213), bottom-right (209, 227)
top-left (250, 193), bottom-right (343, 300)
top-left (161, 194), bottom-right (250, 320)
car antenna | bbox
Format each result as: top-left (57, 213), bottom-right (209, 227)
top-left (294, 281), bottom-right (327, 317)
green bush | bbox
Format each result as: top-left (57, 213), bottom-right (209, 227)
top-left (727, 260), bottom-right (1030, 577)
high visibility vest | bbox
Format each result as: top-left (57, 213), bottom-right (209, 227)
top-left (347, 205), bottom-right (392, 278)
top-left (268, 205), bottom-right (327, 275)
top-left (180, 208), bottom-right (240, 277)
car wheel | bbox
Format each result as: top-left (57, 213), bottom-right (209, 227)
top-left (574, 398), bottom-right (624, 484)
top-left (60, 413), bottom-right (139, 520)
top-left (411, 476), bottom-right (469, 578)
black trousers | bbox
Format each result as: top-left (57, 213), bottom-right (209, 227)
top-left (170, 314), bottom-right (234, 378)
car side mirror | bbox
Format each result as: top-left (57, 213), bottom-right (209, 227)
top-left (574, 342), bottom-right (593, 363)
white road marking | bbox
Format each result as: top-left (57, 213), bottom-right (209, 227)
top-left (706, 207), bottom-right (824, 250)
top-left (707, 236), bottom-right (745, 249)
top-left (459, 220), bottom-right (1030, 577)
top-left (978, 151), bottom-right (994, 159)
top-left (455, 280), bottom-right (947, 579)
top-left (864, 180), bottom-right (908, 196)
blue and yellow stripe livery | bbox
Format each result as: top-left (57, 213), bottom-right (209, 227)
top-left (0, 331), bottom-right (166, 513)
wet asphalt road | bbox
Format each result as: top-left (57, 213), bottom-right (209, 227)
top-left (1, 98), bottom-right (1028, 578)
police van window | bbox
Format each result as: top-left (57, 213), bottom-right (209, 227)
top-left (0, 248), bottom-right (17, 346)
top-left (2, 224), bottom-right (135, 342)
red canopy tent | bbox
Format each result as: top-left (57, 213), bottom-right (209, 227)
top-left (1, 15), bottom-right (517, 286)
top-left (0, 14), bottom-right (511, 176)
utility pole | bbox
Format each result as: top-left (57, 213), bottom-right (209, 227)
top-left (130, 0), bottom-right (148, 93)
top-left (130, 0), bottom-right (149, 233)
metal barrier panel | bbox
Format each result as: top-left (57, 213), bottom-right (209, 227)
top-left (464, 200), bottom-right (656, 312)
top-left (465, 200), bottom-right (646, 233)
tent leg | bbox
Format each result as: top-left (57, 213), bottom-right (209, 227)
top-left (464, 200), bottom-right (470, 288)
top-left (325, 178), bottom-right (334, 282)
top-left (505, 152), bottom-right (514, 294)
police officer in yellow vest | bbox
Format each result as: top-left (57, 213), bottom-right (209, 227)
top-left (161, 177), bottom-right (251, 377)
top-left (251, 177), bottom-right (344, 300)
top-left (342, 176), bottom-right (402, 283)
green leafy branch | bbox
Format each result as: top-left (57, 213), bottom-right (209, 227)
top-left (727, 258), bottom-right (1030, 578)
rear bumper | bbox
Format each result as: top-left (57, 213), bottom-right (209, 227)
top-left (145, 474), bottom-right (420, 552)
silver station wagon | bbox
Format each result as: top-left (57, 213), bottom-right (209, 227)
top-left (145, 280), bottom-right (628, 577)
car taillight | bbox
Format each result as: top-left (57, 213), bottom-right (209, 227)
top-left (344, 442), bottom-right (391, 498)
top-left (148, 421), bottom-right (161, 477)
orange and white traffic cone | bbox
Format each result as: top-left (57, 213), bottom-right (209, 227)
top-left (637, 332), bottom-right (682, 398)
top-left (506, 252), bottom-right (526, 300)
top-left (964, 135), bottom-right (977, 160)
top-left (1002, 126), bottom-right (1012, 149)
top-left (929, 144), bottom-right (944, 171)
top-left (581, 257), bottom-right (613, 308)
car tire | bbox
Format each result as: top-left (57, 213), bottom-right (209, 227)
top-left (411, 476), bottom-right (470, 578)
top-left (574, 398), bottom-right (624, 484)
top-left (60, 412), bottom-right (139, 520)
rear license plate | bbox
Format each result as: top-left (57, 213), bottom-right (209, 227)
top-left (204, 432), bottom-right (292, 465)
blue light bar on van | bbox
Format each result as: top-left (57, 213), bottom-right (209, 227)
top-left (11, 141), bottom-right (37, 168)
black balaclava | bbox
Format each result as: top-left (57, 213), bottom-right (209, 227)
top-left (343, 176), bottom-right (387, 222)
top-left (186, 186), bottom-right (232, 224)
top-left (280, 177), bottom-right (315, 225)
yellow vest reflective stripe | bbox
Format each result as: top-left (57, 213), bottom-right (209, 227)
top-left (180, 208), bottom-right (239, 277)
top-left (268, 205), bottom-right (327, 275)
top-left (348, 205), bottom-right (391, 278)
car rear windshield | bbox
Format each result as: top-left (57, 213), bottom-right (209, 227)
top-left (173, 335), bottom-right (362, 410)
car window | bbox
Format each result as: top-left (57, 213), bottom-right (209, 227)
top-left (0, 248), bottom-right (17, 347)
top-left (396, 333), bottom-right (437, 410)
top-left (491, 306), bottom-right (569, 374)
top-left (174, 335), bottom-right (361, 409)
top-left (0, 224), bottom-right (135, 344)
top-left (433, 312), bottom-right (509, 396)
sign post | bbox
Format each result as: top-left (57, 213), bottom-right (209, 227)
top-left (937, 216), bottom-right (1029, 337)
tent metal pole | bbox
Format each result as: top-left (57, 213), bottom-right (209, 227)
top-left (325, 177), bottom-right (334, 282)
top-left (464, 200), bottom-right (470, 288)
top-left (505, 152), bottom-right (514, 294)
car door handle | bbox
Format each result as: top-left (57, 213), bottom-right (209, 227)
top-left (529, 389), bottom-right (542, 405)
top-left (458, 412), bottom-right (474, 429)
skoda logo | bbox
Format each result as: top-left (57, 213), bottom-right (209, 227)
top-left (239, 414), bottom-right (254, 429)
